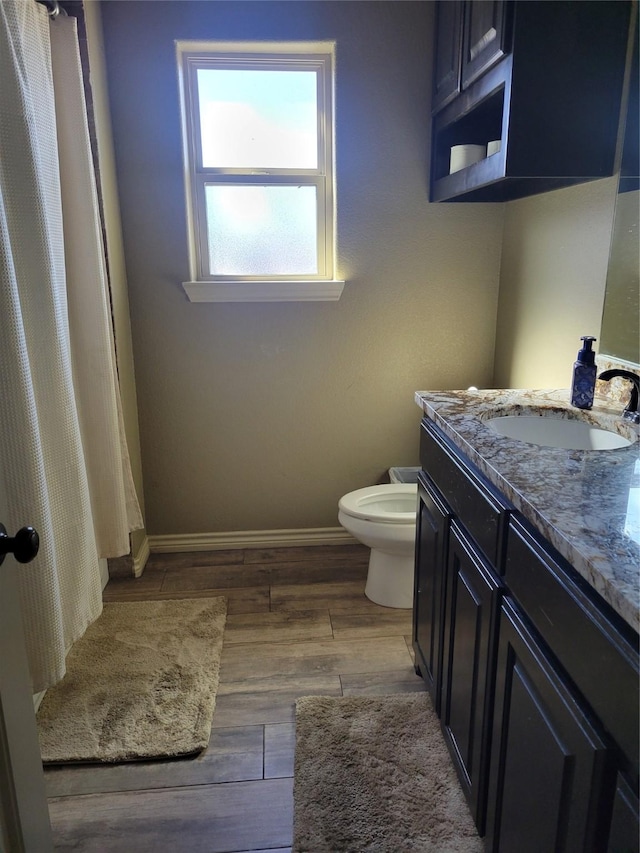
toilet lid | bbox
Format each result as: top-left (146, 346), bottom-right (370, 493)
top-left (338, 484), bottom-right (418, 523)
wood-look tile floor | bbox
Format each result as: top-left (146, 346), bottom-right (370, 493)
top-left (45, 544), bottom-right (425, 852)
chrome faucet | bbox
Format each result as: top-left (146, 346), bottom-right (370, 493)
top-left (598, 369), bottom-right (640, 424)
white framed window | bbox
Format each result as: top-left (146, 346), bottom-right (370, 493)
top-left (177, 40), bottom-right (343, 302)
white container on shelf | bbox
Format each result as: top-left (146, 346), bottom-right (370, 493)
top-left (449, 144), bottom-right (486, 173)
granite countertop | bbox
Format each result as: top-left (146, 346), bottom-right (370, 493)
top-left (414, 389), bottom-right (640, 634)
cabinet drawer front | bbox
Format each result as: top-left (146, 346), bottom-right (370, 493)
top-left (420, 418), bottom-right (511, 565)
top-left (505, 515), bottom-right (639, 784)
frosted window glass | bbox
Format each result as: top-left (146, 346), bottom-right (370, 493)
top-left (197, 69), bottom-right (318, 169)
top-left (205, 185), bottom-right (318, 275)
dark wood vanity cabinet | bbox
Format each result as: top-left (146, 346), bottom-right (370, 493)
top-left (413, 417), bottom-right (640, 852)
top-left (430, 0), bottom-right (632, 202)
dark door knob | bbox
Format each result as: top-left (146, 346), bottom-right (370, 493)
top-left (0, 523), bottom-right (40, 566)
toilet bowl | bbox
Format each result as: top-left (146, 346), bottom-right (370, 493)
top-left (338, 483), bottom-right (418, 609)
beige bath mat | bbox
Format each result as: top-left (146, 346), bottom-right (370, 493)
top-left (37, 597), bottom-right (227, 764)
top-left (293, 692), bottom-right (483, 852)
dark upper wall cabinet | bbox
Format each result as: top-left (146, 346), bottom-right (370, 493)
top-left (430, 0), bottom-right (633, 202)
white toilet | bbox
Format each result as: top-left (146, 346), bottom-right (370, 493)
top-left (338, 483), bottom-right (418, 609)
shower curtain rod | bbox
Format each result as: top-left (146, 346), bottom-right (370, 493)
top-left (35, 0), bottom-right (65, 19)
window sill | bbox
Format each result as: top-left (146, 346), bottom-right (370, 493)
top-left (182, 280), bottom-right (346, 303)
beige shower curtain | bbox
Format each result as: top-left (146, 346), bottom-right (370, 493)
top-left (0, 1), bottom-right (143, 692)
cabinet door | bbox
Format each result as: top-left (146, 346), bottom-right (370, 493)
top-left (486, 599), bottom-right (612, 853)
top-left (461, 0), bottom-right (510, 89)
top-left (607, 774), bottom-right (639, 853)
top-left (413, 473), bottom-right (451, 713)
top-left (432, 0), bottom-right (463, 113)
top-left (440, 522), bottom-right (501, 833)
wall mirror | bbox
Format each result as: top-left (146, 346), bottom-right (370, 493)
top-left (600, 27), bottom-right (639, 365)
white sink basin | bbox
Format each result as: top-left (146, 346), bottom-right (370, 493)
top-left (487, 414), bottom-right (633, 450)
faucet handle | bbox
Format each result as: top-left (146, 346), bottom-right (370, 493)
top-left (598, 369), bottom-right (640, 421)
top-left (598, 369), bottom-right (640, 382)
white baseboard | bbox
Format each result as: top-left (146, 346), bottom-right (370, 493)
top-left (148, 526), bottom-right (357, 554)
top-left (132, 534), bottom-right (151, 578)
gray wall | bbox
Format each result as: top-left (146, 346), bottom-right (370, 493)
top-left (494, 178), bottom-right (619, 389)
top-left (101, 0), bottom-right (504, 536)
top-left (494, 178), bottom-right (618, 388)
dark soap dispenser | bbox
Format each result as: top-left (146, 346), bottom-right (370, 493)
top-left (570, 335), bottom-right (597, 409)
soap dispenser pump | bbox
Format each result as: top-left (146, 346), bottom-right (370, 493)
top-left (570, 335), bottom-right (597, 409)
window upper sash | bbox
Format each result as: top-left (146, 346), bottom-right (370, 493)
top-left (183, 54), bottom-right (332, 178)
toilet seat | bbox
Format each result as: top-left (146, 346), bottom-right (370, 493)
top-left (338, 484), bottom-right (417, 524)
